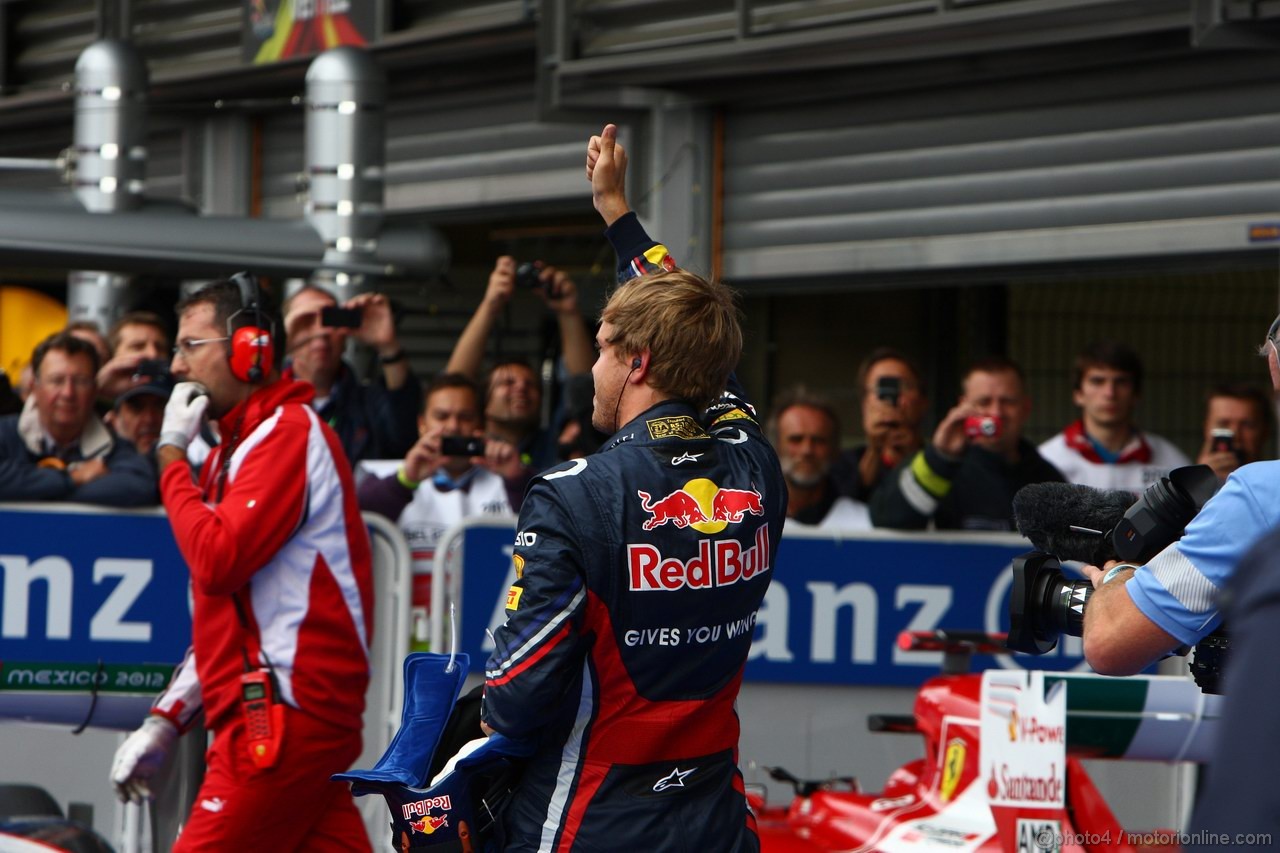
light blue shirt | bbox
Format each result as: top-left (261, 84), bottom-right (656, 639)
top-left (1128, 460), bottom-right (1280, 645)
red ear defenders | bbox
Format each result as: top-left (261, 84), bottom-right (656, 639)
top-left (228, 272), bottom-right (275, 383)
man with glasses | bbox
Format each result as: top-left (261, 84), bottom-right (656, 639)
top-left (1079, 313), bottom-right (1280, 677)
top-left (110, 279), bottom-right (373, 851)
top-left (0, 331), bottom-right (155, 504)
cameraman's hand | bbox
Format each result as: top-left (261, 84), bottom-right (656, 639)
top-left (534, 264), bottom-right (578, 316)
top-left (111, 715), bottom-right (178, 804)
top-left (403, 431), bottom-right (446, 484)
top-left (1082, 560), bottom-right (1135, 590)
top-left (931, 404), bottom-right (973, 459)
top-left (586, 124), bottom-right (630, 227)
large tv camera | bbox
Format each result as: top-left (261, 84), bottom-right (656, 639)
top-left (1007, 465), bottom-right (1228, 692)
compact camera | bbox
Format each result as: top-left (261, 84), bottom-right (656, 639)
top-left (963, 415), bottom-right (1002, 439)
top-left (514, 262), bottom-right (542, 290)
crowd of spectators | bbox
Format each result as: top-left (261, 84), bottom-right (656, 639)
top-left (0, 330), bottom-right (155, 505)
top-left (0, 277), bottom-right (1270, 538)
top-left (769, 347), bottom-right (1275, 538)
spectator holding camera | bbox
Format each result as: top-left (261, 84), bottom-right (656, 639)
top-left (282, 285), bottom-right (421, 467)
top-left (831, 348), bottom-right (928, 503)
top-left (446, 256), bottom-right (594, 473)
top-left (358, 373), bottom-right (522, 565)
top-left (769, 387), bottom-right (870, 531)
top-left (1039, 341), bottom-right (1188, 493)
top-left (97, 311), bottom-right (171, 404)
top-left (872, 356), bottom-right (1063, 531)
top-left (1195, 382), bottom-right (1274, 480)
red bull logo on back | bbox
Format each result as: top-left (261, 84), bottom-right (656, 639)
top-left (637, 488), bottom-right (707, 530)
top-left (711, 488), bottom-right (764, 522)
top-left (637, 478), bottom-right (764, 534)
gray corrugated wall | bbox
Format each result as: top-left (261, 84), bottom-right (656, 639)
top-left (722, 66), bottom-right (1280, 280)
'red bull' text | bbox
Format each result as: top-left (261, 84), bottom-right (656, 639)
top-left (402, 795), bottom-right (452, 819)
top-left (627, 526), bottom-right (771, 591)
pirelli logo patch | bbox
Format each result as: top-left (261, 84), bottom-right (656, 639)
top-left (647, 416), bottom-right (707, 441)
top-left (505, 586), bottom-right (523, 610)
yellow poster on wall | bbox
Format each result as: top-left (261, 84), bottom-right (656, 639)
top-left (0, 287), bottom-right (68, 378)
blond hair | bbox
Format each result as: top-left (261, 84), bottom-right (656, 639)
top-left (602, 269), bottom-right (742, 410)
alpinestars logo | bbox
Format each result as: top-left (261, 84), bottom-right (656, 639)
top-left (653, 766), bottom-right (697, 792)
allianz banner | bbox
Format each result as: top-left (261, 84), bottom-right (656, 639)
top-left (459, 525), bottom-right (1092, 686)
top-left (0, 506), bottom-right (191, 667)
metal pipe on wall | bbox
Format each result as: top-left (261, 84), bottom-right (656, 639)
top-left (304, 47), bottom-right (386, 308)
top-left (67, 39), bottom-right (148, 332)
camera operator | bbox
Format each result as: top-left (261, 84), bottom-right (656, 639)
top-left (871, 356), bottom-right (1063, 531)
top-left (1080, 315), bottom-right (1280, 676)
top-left (1183, 523), bottom-right (1280, 847)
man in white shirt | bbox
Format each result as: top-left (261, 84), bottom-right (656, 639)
top-left (357, 373), bottom-right (525, 646)
top-left (1038, 340), bottom-right (1188, 493)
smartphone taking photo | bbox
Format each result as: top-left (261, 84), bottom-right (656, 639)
top-left (1210, 428), bottom-right (1235, 455)
top-left (441, 436), bottom-right (486, 457)
top-left (875, 376), bottom-right (902, 407)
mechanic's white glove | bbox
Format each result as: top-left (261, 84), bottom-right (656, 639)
top-left (111, 715), bottom-right (178, 804)
top-left (157, 382), bottom-right (209, 452)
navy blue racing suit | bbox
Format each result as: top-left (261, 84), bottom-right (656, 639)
top-left (481, 215), bottom-right (786, 852)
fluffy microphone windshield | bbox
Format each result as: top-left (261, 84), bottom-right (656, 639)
top-left (1012, 482), bottom-right (1137, 566)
